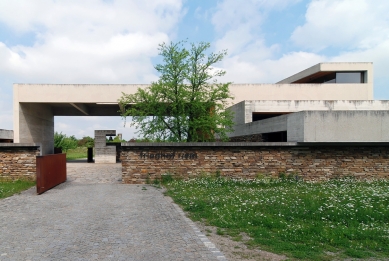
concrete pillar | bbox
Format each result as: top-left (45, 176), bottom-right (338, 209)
top-left (94, 130), bottom-right (116, 163)
top-left (14, 103), bottom-right (54, 155)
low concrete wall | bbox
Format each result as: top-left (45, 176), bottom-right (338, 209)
top-left (0, 129), bottom-right (13, 141)
top-left (121, 143), bottom-right (389, 184)
top-left (0, 144), bottom-right (41, 180)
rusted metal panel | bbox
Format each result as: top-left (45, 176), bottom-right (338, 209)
top-left (36, 153), bottom-right (67, 195)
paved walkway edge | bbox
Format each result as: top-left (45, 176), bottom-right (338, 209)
top-left (172, 203), bottom-right (227, 260)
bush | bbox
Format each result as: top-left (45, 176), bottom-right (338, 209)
top-left (54, 132), bottom-right (78, 152)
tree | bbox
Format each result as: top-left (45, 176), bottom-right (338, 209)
top-left (77, 136), bottom-right (95, 148)
top-left (119, 41), bottom-right (234, 142)
top-left (54, 132), bottom-right (78, 152)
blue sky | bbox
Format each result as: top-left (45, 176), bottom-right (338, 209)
top-left (1, 0), bottom-right (389, 139)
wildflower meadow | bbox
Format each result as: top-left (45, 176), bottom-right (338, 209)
top-left (164, 177), bottom-right (389, 260)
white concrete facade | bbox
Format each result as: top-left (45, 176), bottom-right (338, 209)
top-left (228, 100), bottom-right (389, 125)
top-left (227, 62), bottom-right (389, 142)
top-left (12, 62), bottom-right (384, 153)
top-left (230, 111), bottom-right (389, 142)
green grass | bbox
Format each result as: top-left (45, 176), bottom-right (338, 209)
top-left (0, 179), bottom-right (36, 199)
top-left (65, 147), bottom-right (92, 160)
top-left (164, 177), bottom-right (389, 260)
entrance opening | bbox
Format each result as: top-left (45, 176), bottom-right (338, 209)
top-left (262, 131), bottom-right (287, 142)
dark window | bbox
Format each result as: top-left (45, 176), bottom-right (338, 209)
top-left (262, 131), bottom-right (287, 142)
top-left (335, 72), bottom-right (364, 83)
top-left (252, 113), bottom-right (287, 122)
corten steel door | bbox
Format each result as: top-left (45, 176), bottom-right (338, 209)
top-left (36, 153), bottom-right (67, 195)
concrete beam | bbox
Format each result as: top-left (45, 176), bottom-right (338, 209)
top-left (70, 103), bottom-right (89, 115)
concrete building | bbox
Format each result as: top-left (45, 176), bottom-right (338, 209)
top-left (227, 62), bottom-right (389, 142)
top-left (12, 62), bottom-right (387, 154)
top-left (0, 129), bottom-right (13, 143)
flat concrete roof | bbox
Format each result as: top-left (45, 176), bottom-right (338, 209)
top-left (277, 62), bottom-right (373, 84)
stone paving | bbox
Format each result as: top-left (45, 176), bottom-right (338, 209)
top-left (0, 162), bottom-right (226, 261)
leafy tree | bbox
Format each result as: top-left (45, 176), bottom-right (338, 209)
top-left (77, 136), bottom-right (95, 148)
top-left (54, 132), bottom-right (66, 148)
top-left (119, 41), bottom-right (234, 142)
top-left (54, 132), bottom-right (78, 152)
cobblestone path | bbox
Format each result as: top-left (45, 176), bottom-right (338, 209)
top-left (0, 162), bottom-right (225, 261)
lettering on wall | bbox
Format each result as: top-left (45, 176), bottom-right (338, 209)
top-left (138, 152), bottom-right (197, 160)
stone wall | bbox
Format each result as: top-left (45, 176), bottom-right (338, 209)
top-left (0, 146), bottom-right (40, 180)
top-left (121, 143), bottom-right (389, 184)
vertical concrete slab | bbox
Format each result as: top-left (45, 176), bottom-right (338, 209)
top-left (15, 103), bottom-right (54, 155)
top-left (94, 130), bottom-right (116, 163)
top-left (287, 112), bottom-right (305, 142)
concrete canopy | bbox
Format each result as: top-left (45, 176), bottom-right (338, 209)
top-left (13, 62), bottom-right (375, 155)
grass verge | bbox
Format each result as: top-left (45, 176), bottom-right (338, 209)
top-left (0, 179), bottom-right (35, 199)
top-left (66, 147), bottom-right (91, 160)
top-left (164, 177), bottom-right (389, 260)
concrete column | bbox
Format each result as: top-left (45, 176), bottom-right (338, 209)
top-left (14, 103), bottom-right (54, 155)
top-left (94, 130), bottom-right (116, 163)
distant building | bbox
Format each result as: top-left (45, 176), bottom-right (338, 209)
top-left (0, 129), bottom-right (13, 143)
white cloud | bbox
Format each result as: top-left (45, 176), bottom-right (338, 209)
top-left (291, 0), bottom-right (389, 51)
top-left (211, 0), bottom-right (389, 97)
top-left (212, 0), bottom-right (315, 83)
top-left (0, 0), bottom-right (183, 84)
top-left (0, 0), bottom-right (184, 134)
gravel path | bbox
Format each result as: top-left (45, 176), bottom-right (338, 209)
top-left (0, 163), bottom-right (225, 261)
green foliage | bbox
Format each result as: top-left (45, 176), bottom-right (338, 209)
top-left (164, 177), bottom-right (389, 260)
top-left (66, 147), bottom-right (91, 160)
top-left (161, 173), bottom-right (174, 184)
top-left (77, 136), bottom-right (94, 147)
top-left (54, 132), bottom-right (78, 152)
top-left (119, 41), bottom-right (234, 142)
top-left (0, 179), bottom-right (35, 199)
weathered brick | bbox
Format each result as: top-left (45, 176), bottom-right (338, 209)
top-left (121, 146), bottom-right (389, 184)
top-left (0, 148), bottom-right (39, 180)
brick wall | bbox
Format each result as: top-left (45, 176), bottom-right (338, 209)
top-left (121, 144), bottom-right (389, 184)
top-left (0, 147), bottom-right (40, 180)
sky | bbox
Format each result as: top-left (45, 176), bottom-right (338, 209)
top-left (1, 0), bottom-right (389, 140)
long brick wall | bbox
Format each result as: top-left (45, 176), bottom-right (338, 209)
top-left (121, 143), bottom-right (389, 184)
top-left (0, 145), bottom-right (40, 180)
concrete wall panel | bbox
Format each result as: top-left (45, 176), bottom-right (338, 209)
top-left (229, 115), bottom-right (287, 137)
top-left (17, 103), bottom-right (54, 155)
top-left (236, 100), bottom-right (389, 124)
top-left (0, 129), bottom-right (13, 140)
top-left (94, 130), bottom-right (116, 163)
top-left (298, 111), bottom-right (389, 142)
top-left (287, 112), bottom-right (305, 142)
